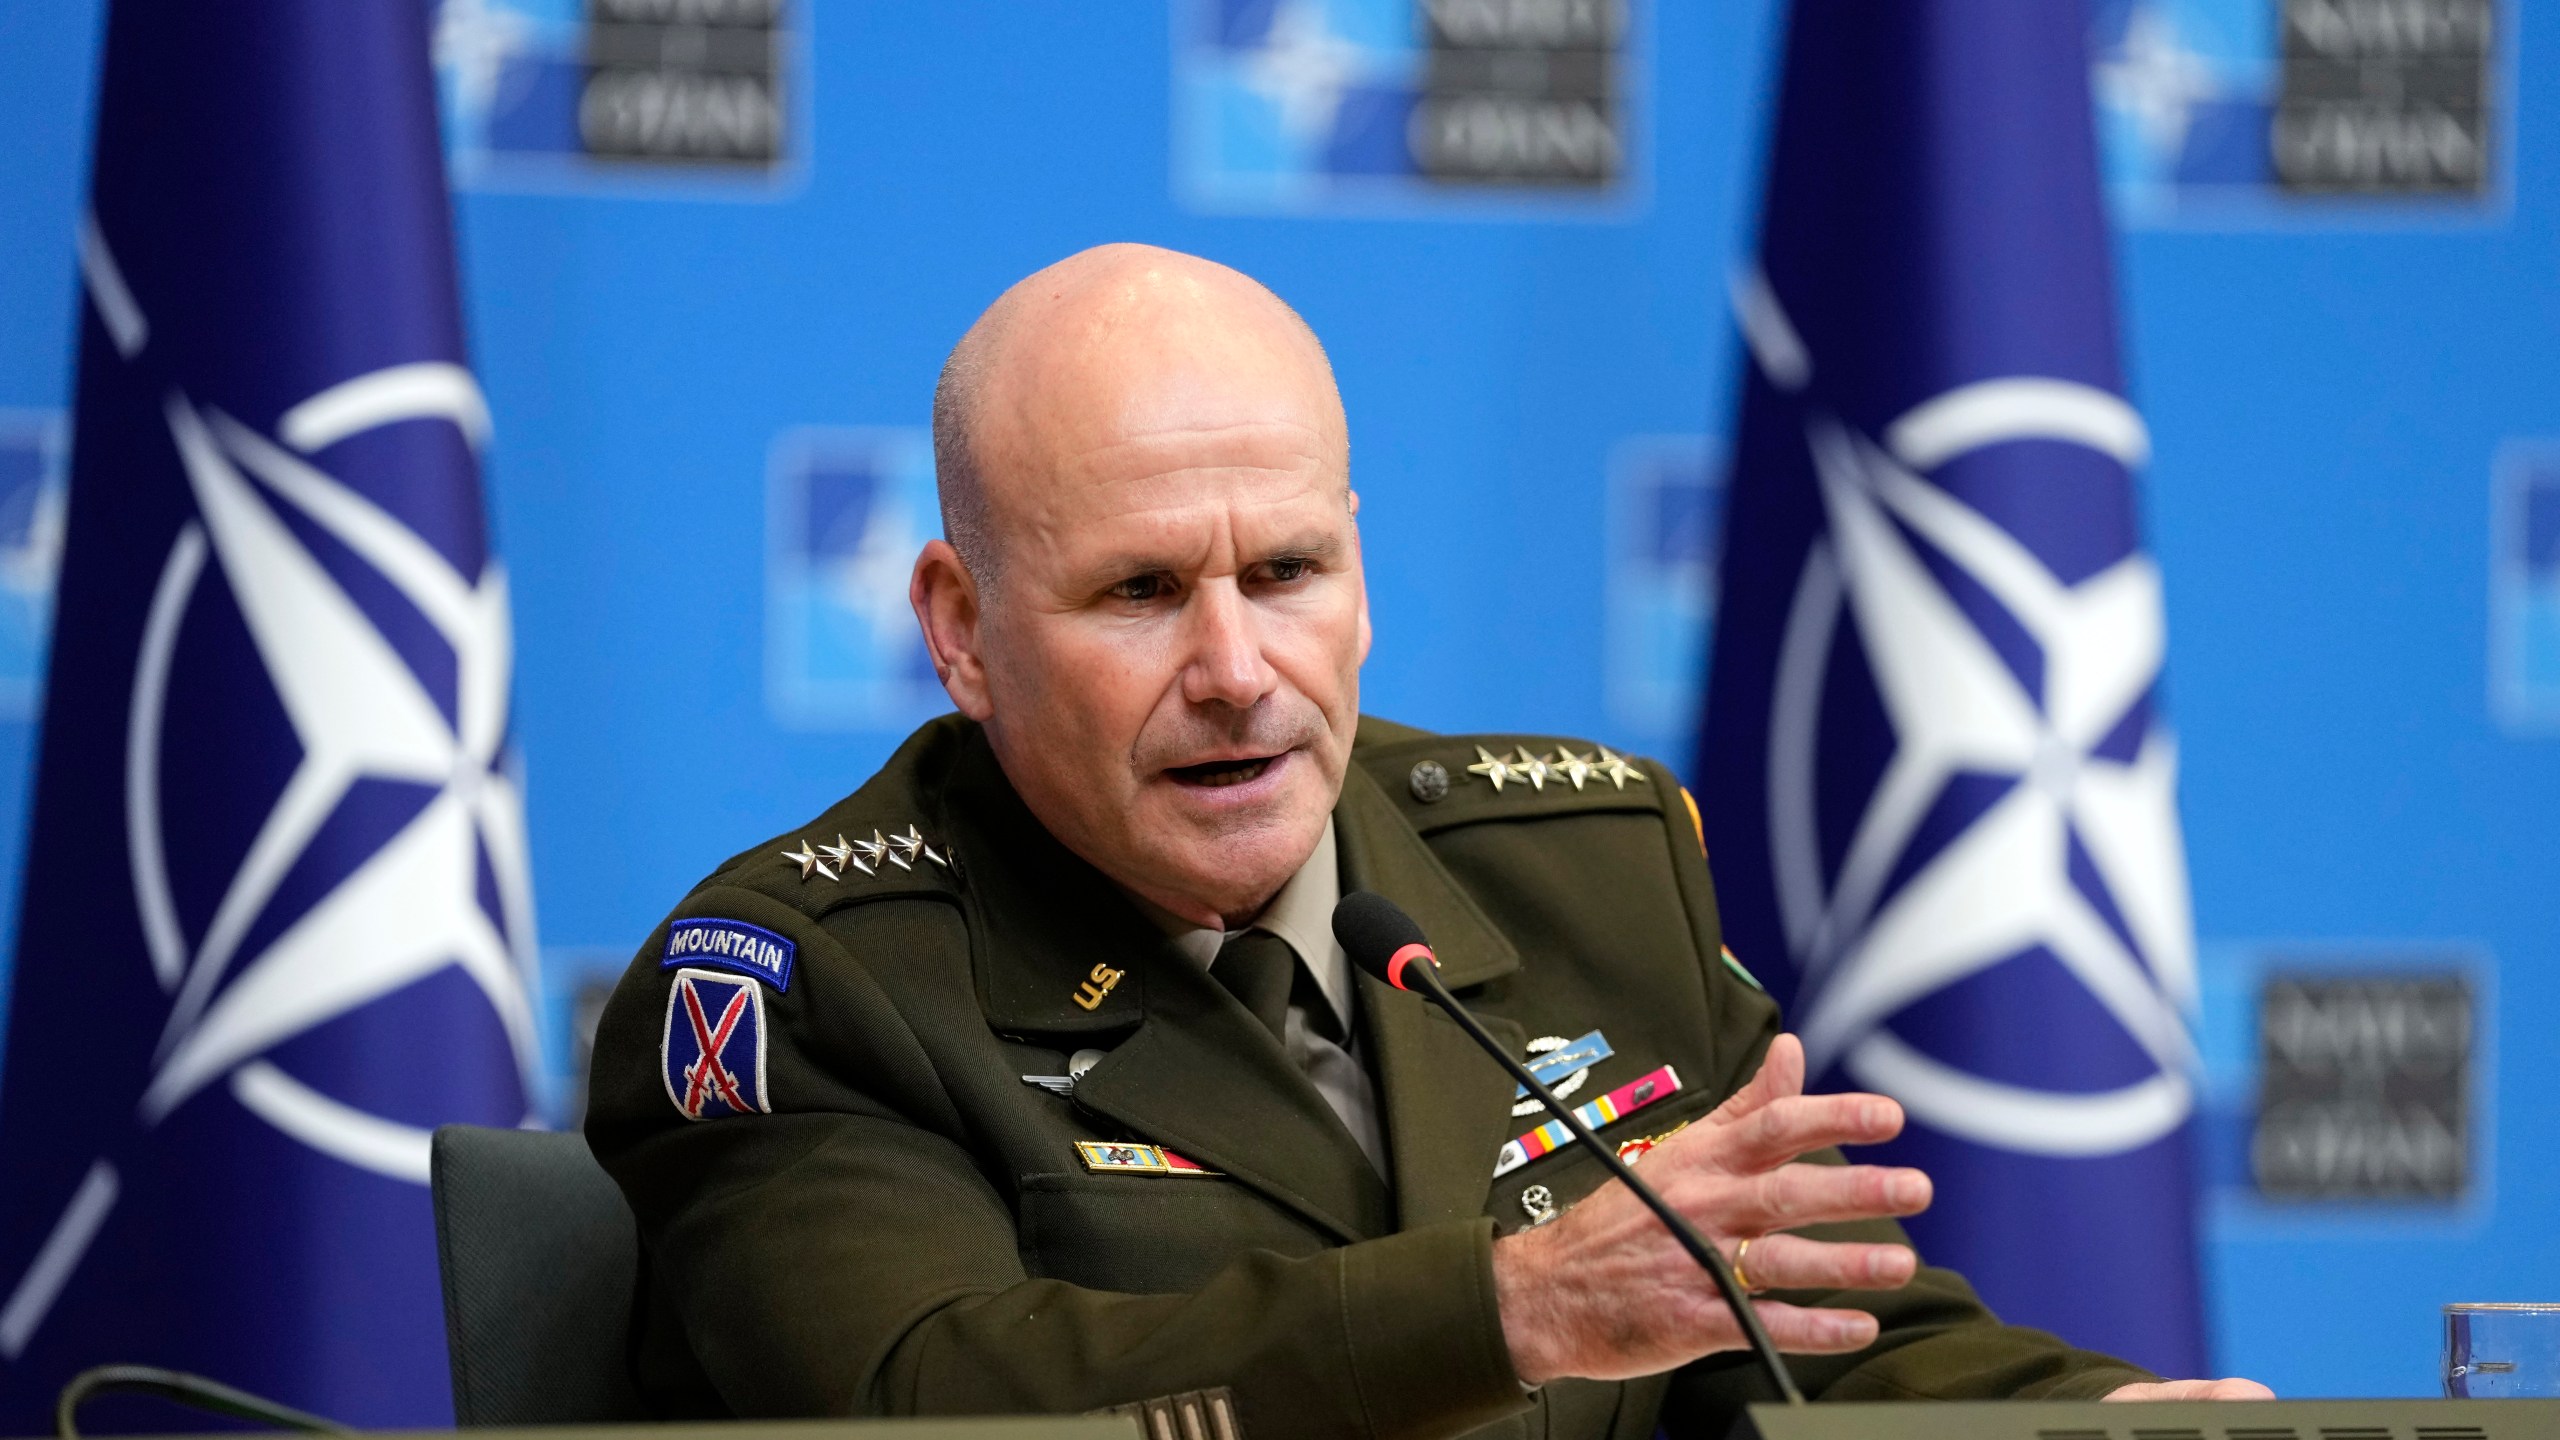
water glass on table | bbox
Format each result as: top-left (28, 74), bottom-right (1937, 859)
top-left (2445, 1303), bottom-right (2560, 1398)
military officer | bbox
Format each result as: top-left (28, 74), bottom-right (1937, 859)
top-left (583, 244), bottom-right (2268, 1438)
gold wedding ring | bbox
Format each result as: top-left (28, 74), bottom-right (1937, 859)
top-left (1733, 1236), bottom-right (1761, 1293)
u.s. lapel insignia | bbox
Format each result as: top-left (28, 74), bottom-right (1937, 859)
top-left (779, 838), bottom-right (839, 882)
top-left (661, 968), bottom-right (771, 1120)
top-left (1512, 1029), bottom-right (1613, 1117)
top-left (1075, 1140), bottom-right (1221, 1177)
top-left (1593, 745), bottom-right (1650, 789)
top-left (1071, 963), bottom-right (1124, 1011)
top-left (1493, 1063), bottom-right (1682, 1178)
top-left (1465, 744), bottom-right (1519, 792)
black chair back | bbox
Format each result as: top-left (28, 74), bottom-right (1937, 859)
top-left (429, 1124), bottom-right (651, 1426)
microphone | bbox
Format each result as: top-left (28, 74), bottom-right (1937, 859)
top-left (1332, 891), bottom-right (1806, 1407)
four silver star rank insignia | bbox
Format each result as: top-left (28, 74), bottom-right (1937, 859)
top-left (780, 824), bottom-right (951, 884)
top-left (1465, 743), bottom-right (1649, 794)
top-left (785, 741), bottom-right (1646, 889)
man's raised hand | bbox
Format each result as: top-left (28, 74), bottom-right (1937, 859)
top-left (1489, 1034), bottom-right (1929, 1386)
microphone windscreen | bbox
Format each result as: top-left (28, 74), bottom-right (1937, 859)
top-left (1332, 891), bottom-right (1430, 984)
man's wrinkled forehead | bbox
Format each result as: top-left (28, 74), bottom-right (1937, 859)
top-left (1037, 462), bottom-right (1352, 589)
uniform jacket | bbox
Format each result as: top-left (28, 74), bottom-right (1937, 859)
top-left (584, 715), bottom-right (2152, 1440)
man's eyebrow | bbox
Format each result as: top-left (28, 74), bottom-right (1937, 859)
top-left (1064, 550), bottom-right (1187, 593)
top-left (1063, 531), bottom-right (1345, 593)
top-left (1246, 531), bottom-right (1345, 563)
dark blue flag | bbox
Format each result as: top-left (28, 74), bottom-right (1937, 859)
top-left (0, 3), bottom-right (536, 1427)
top-left (1700, 0), bottom-right (2206, 1377)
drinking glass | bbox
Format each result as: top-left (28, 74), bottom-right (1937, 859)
top-left (2444, 1302), bottom-right (2560, 1398)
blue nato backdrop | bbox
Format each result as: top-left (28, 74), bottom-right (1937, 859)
top-left (0, 0), bottom-right (2553, 1423)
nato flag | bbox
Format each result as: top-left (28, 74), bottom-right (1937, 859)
top-left (1699, 0), bottom-right (2207, 1377)
top-left (0, 2), bottom-right (537, 1427)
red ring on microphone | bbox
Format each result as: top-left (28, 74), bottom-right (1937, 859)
top-left (1384, 942), bottom-right (1436, 991)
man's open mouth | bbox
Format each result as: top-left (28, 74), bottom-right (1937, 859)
top-left (1166, 754), bottom-right (1283, 788)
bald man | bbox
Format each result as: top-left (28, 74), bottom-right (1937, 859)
top-left (583, 245), bottom-right (2265, 1439)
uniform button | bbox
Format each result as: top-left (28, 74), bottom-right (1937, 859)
top-left (1409, 759), bottom-right (1450, 803)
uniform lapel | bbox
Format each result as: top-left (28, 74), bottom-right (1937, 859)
top-left (939, 730), bottom-right (1389, 1245)
top-left (1333, 765), bottom-right (1525, 1232)
top-left (1071, 964), bottom-right (1390, 1245)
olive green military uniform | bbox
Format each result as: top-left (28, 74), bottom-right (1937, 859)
top-left (585, 715), bottom-right (2152, 1439)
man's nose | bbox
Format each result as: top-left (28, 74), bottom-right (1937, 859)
top-left (1179, 579), bottom-right (1279, 709)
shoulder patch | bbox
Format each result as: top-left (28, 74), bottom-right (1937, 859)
top-left (662, 918), bottom-right (796, 991)
top-left (662, 968), bottom-right (772, 1120)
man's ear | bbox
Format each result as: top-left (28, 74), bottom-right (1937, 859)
top-left (911, 539), bottom-right (995, 721)
top-left (1347, 489), bottom-right (1373, 665)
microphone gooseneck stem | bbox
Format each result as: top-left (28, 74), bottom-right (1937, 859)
top-left (1403, 960), bottom-right (1808, 1407)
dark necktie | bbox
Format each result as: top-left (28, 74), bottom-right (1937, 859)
top-left (1212, 929), bottom-right (1297, 1044)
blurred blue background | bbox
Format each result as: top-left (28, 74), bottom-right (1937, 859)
top-left (0, 0), bottom-right (2553, 1401)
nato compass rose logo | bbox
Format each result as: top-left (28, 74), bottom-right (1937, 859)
top-left (80, 221), bottom-right (541, 1184)
top-left (1734, 269), bottom-right (2199, 1159)
top-left (129, 369), bottom-right (540, 1182)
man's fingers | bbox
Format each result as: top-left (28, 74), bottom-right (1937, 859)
top-left (1727, 1233), bottom-right (1915, 1292)
top-left (1742, 1300), bottom-right (1882, 1355)
top-left (1713, 1092), bottom-right (1904, 1171)
top-left (1708, 1033), bottom-right (1807, 1125)
top-left (1708, 1160), bottom-right (1931, 1234)
top-left (2104, 1378), bottom-right (2276, 1402)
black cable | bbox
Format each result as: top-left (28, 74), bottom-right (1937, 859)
top-left (55, 1364), bottom-right (351, 1438)
top-left (1398, 959), bottom-right (1809, 1406)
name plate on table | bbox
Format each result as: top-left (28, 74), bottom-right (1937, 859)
top-left (1734, 1397), bottom-right (2558, 1439)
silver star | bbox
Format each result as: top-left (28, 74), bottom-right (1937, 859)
top-left (888, 824), bottom-right (937, 870)
top-left (780, 838), bottom-right (838, 882)
top-left (852, 830), bottom-right (890, 871)
top-left (1550, 745), bottom-right (1598, 791)
top-left (1593, 746), bottom-right (1649, 790)
top-left (819, 833), bottom-right (871, 877)
top-left (1511, 747), bottom-right (1557, 792)
top-left (1465, 745), bottom-right (1518, 793)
